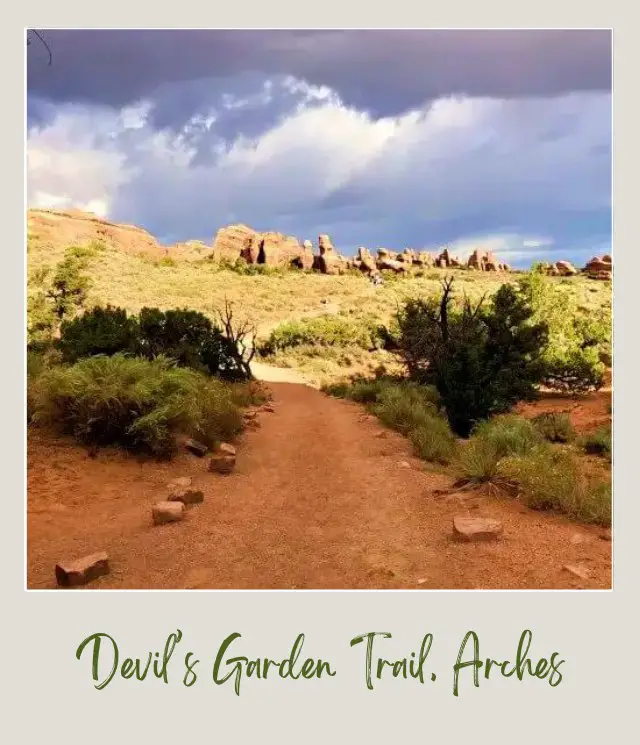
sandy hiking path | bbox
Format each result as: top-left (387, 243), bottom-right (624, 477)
top-left (27, 382), bottom-right (611, 590)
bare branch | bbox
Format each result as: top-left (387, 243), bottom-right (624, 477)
top-left (27, 30), bottom-right (52, 65)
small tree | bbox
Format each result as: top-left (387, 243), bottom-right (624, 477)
top-left (517, 271), bottom-right (607, 392)
top-left (45, 256), bottom-right (91, 323)
top-left (214, 299), bottom-right (257, 380)
top-left (395, 278), bottom-right (548, 436)
top-left (27, 253), bottom-right (92, 349)
top-left (58, 305), bottom-right (140, 363)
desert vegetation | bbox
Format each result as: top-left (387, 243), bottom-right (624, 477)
top-left (27, 218), bottom-right (612, 594)
top-left (326, 275), bottom-right (612, 526)
top-left (27, 241), bottom-right (267, 457)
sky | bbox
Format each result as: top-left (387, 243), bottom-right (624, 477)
top-left (26, 30), bottom-right (612, 267)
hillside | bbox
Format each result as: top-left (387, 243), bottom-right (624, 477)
top-left (26, 209), bottom-right (613, 590)
top-left (26, 208), bottom-right (612, 385)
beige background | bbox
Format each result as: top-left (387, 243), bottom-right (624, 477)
top-left (8, 5), bottom-right (635, 742)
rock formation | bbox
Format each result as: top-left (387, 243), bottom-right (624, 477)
top-left (356, 247), bottom-right (378, 275)
top-left (555, 260), bottom-right (578, 276)
top-left (27, 209), bottom-right (520, 278)
top-left (313, 234), bottom-right (343, 274)
top-left (584, 254), bottom-right (612, 281)
top-left (211, 224), bottom-right (255, 263)
top-left (211, 225), bottom-right (314, 269)
top-left (466, 249), bottom-right (511, 272)
top-left (376, 248), bottom-right (409, 273)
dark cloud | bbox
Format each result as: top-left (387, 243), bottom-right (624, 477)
top-left (28, 29), bottom-right (611, 123)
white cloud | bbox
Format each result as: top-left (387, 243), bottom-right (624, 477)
top-left (26, 78), bottom-right (610, 260)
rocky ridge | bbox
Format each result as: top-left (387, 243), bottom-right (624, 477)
top-left (28, 209), bottom-right (611, 279)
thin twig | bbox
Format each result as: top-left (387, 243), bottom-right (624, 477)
top-left (28, 30), bottom-right (53, 65)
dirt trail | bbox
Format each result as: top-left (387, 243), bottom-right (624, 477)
top-left (27, 383), bottom-right (612, 590)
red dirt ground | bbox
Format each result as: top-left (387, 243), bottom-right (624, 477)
top-left (27, 382), bottom-right (612, 591)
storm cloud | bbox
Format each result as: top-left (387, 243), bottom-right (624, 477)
top-left (26, 30), bottom-right (612, 266)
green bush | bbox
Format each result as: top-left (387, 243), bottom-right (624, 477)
top-left (219, 258), bottom-right (286, 276)
top-left (498, 446), bottom-right (611, 525)
top-left (259, 315), bottom-right (384, 356)
top-left (518, 272), bottom-right (609, 392)
top-left (371, 384), bottom-right (456, 464)
top-left (408, 417), bottom-right (458, 464)
top-left (532, 412), bottom-right (575, 443)
top-left (579, 425), bottom-right (612, 459)
top-left (394, 280), bottom-right (549, 436)
top-left (46, 255), bottom-right (92, 322)
top-left (65, 240), bottom-right (107, 261)
top-left (325, 378), bottom-right (454, 463)
top-left (58, 305), bottom-right (140, 363)
top-left (136, 307), bottom-right (253, 381)
top-left (27, 350), bottom-right (46, 422)
top-left (31, 354), bottom-right (244, 456)
top-left (457, 415), bottom-right (542, 482)
top-left (56, 305), bottom-right (251, 381)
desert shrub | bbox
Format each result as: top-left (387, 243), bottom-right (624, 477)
top-left (324, 378), bottom-right (387, 403)
top-left (27, 349), bottom-right (46, 381)
top-left (579, 424), bottom-right (612, 459)
top-left (371, 384), bottom-right (456, 463)
top-left (325, 378), bottom-right (453, 463)
top-left (158, 256), bottom-right (177, 268)
top-left (498, 446), bottom-right (611, 525)
top-left (225, 258), bottom-right (286, 276)
top-left (46, 254), bottom-right (92, 322)
top-left (55, 305), bottom-right (250, 380)
top-left (532, 412), bottom-right (575, 443)
top-left (31, 354), bottom-right (244, 456)
top-left (457, 415), bottom-right (542, 482)
top-left (227, 380), bottom-right (269, 409)
top-left (394, 279), bottom-right (549, 436)
top-left (407, 417), bottom-right (458, 464)
top-left (259, 315), bottom-right (384, 356)
top-left (66, 240), bottom-right (107, 261)
top-left (518, 272), bottom-right (609, 392)
top-left (27, 287), bottom-right (57, 349)
top-left (327, 377), bottom-right (441, 409)
top-left (27, 350), bottom-right (47, 422)
top-left (27, 246), bottom-right (94, 348)
top-left (139, 307), bottom-right (251, 381)
top-left (58, 305), bottom-right (140, 363)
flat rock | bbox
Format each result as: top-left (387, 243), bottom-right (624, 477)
top-left (168, 486), bottom-right (204, 505)
top-left (262, 403), bottom-right (276, 413)
top-left (453, 516), bottom-right (503, 542)
top-left (185, 439), bottom-right (208, 457)
top-left (398, 461), bottom-right (411, 469)
top-left (209, 454), bottom-right (236, 474)
top-left (152, 501), bottom-right (185, 525)
top-left (55, 552), bottom-right (110, 587)
top-left (563, 564), bottom-right (591, 581)
top-left (218, 443), bottom-right (236, 457)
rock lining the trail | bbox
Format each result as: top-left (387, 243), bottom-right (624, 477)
top-left (209, 443), bottom-right (237, 474)
top-left (55, 551), bottom-right (110, 587)
top-left (165, 476), bottom-right (204, 504)
top-left (152, 501), bottom-right (185, 525)
top-left (452, 516), bottom-right (504, 542)
top-left (563, 564), bottom-right (591, 580)
top-left (185, 439), bottom-right (208, 457)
